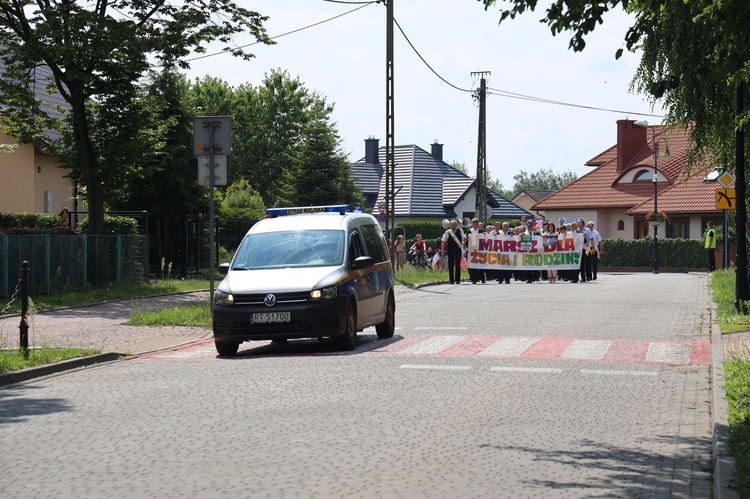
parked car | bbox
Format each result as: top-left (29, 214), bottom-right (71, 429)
top-left (212, 205), bottom-right (395, 355)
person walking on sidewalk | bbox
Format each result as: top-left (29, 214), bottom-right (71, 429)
top-left (704, 221), bottom-right (716, 272)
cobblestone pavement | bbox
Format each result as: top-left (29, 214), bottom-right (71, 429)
top-left (0, 276), bottom-right (744, 497)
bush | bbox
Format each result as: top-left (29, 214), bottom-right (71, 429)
top-left (76, 215), bottom-right (139, 235)
top-left (0, 212), bottom-right (65, 233)
top-left (600, 237), bottom-right (706, 269)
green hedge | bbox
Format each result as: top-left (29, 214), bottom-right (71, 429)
top-left (0, 212), bottom-right (62, 233)
top-left (600, 237), bottom-right (707, 269)
top-left (76, 215), bottom-right (140, 235)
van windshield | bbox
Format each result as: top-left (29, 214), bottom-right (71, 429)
top-left (232, 230), bottom-right (345, 270)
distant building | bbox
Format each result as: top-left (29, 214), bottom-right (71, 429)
top-left (0, 61), bottom-right (75, 215)
top-left (533, 119), bottom-right (721, 240)
top-left (350, 138), bottom-right (530, 223)
top-left (511, 190), bottom-right (556, 219)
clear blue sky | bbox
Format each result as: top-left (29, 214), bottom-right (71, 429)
top-left (184, 0), bottom-right (665, 191)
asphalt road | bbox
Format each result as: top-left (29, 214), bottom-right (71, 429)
top-left (0, 273), bottom-right (717, 497)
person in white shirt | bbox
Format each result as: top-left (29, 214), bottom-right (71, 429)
top-left (586, 221), bottom-right (603, 280)
top-left (441, 219), bottom-right (466, 285)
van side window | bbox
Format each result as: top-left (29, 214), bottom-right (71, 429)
top-left (349, 231), bottom-right (365, 267)
top-left (360, 224), bottom-right (388, 263)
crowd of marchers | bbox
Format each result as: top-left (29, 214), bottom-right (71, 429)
top-left (398, 214), bottom-right (604, 285)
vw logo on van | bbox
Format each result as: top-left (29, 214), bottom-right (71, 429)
top-left (264, 294), bottom-right (277, 307)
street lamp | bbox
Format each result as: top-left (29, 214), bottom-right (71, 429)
top-left (634, 120), bottom-right (670, 274)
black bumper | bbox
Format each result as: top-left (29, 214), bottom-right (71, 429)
top-left (212, 296), bottom-right (348, 342)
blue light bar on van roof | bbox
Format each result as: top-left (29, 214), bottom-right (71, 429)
top-left (265, 204), bottom-right (350, 217)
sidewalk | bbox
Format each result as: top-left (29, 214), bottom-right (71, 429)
top-left (0, 290), bottom-right (212, 359)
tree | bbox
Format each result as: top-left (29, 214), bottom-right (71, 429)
top-left (0, 1), bottom-right (271, 235)
top-left (221, 179), bottom-right (265, 220)
top-left (230, 69), bottom-right (331, 206)
top-left (510, 168), bottom-right (577, 198)
top-left (479, 0), bottom-right (750, 168)
top-left (121, 69), bottom-right (208, 266)
top-left (294, 113), bottom-right (363, 207)
top-left (449, 161), bottom-right (469, 175)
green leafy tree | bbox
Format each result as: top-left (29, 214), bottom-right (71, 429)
top-left (510, 168), bottom-right (576, 198)
top-left (221, 179), bottom-right (265, 220)
top-left (478, 0), bottom-right (750, 170)
top-left (294, 114), bottom-right (363, 207)
top-left (449, 161), bottom-right (469, 175)
top-left (121, 69), bottom-right (208, 265)
top-left (0, 1), bottom-right (271, 235)
top-left (230, 69), bottom-right (326, 206)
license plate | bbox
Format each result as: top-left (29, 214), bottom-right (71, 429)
top-left (251, 312), bottom-right (291, 324)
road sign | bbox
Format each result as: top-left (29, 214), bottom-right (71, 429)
top-left (198, 156), bottom-right (227, 186)
top-left (193, 116), bottom-right (232, 157)
top-left (377, 201), bottom-right (386, 211)
top-left (717, 172), bottom-right (735, 188)
top-left (716, 188), bottom-right (736, 210)
top-left (378, 211), bottom-right (387, 222)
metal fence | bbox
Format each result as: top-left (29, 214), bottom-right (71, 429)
top-left (0, 234), bottom-right (149, 297)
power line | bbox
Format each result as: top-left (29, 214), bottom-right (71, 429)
top-left (392, 16), bottom-right (664, 117)
top-left (180, 2), bottom-right (376, 64)
top-left (487, 87), bottom-right (665, 118)
top-left (392, 18), bottom-right (473, 93)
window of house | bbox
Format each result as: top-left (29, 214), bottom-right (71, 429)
top-left (617, 220), bottom-right (624, 230)
top-left (666, 218), bottom-right (690, 239)
top-left (634, 170), bottom-right (654, 181)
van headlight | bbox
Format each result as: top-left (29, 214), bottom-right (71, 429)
top-left (215, 289), bottom-right (234, 306)
top-left (310, 285), bottom-right (337, 301)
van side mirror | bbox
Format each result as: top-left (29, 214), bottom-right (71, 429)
top-left (218, 263), bottom-right (230, 275)
top-left (354, 256), bottom-right (374, 270)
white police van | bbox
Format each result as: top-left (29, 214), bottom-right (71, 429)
top-left (212, 204), bottom-right (395, 355)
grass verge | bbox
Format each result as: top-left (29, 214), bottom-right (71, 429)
top-left (394, 264), bottom-right (449, 286)
top-left (0, 346), bottom-right (100, 374)
top-left (4, 279), bottom-right (209, 313)
top-left (711, 269), bottom-right (750, 496)
top-left (129, 303), bottom-right (211, 327)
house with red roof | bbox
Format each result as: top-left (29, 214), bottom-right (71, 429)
top-left (532, 119), bottom-right (722, 240)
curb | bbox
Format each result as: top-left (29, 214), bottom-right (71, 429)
top-left (0, 352), bottom-right (123, 387)
top-left (710, 299), bottom-right (739, 499)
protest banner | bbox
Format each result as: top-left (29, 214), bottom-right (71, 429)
top-left (466, 233), bottom-right (584, 271)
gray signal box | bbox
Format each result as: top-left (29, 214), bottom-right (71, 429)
top-left (193, 116), bottom-right (232, 156)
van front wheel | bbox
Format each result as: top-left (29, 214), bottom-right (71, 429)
top-left (336, 304), bottom-right (357, 351)
top-left (215, 340), bottom-right (239, 356)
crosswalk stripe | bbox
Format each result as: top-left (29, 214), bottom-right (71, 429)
top-left (400, 364), bottom-right (471, 370)
top-left (561, 340), bottom-right (613, 360)
top-left (479, 337), bottom-right (539, 357)
top-left (581, 369), bottom-right (658, 376)
top-left (646, 342), bottom-right (690, 364)
top-left (137, 335), bottom-right (711, 366)
top-left (490, 367), bottom-right (563, 373)
top-left (398, 335), bottom-right (465, 354)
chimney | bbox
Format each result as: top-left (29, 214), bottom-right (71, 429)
top-left (365, 136), bottom-right (380, 164)
top-left (431, 140), bottom-right (443, 161)
top-left (616, 119), bottom-right (647, 172)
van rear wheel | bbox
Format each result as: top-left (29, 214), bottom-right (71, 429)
top-left (376, 293), bottom-right (395, 339)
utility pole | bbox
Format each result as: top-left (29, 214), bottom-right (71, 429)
top-left (735, 83), bottom-right (749, 311)
top-left (385, 0), bottom-right (396, 249)
top-left (472, 71), bottom-right (490, 222)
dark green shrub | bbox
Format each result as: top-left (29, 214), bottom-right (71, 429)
top-left (76, 215), bottom-right (139, 235)
top-left (600, 237), bottom-right (706, 269)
